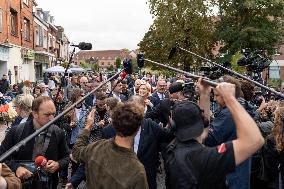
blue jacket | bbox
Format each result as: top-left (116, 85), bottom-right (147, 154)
top-left (205, 107), bottom-right (250, 189)
top-left (70, 107), bottom-right (88, 145)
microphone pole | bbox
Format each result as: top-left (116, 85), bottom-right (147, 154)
top-left (176, 45), bottom-right (284, 99)
top-left (0, 69), bottom-right (123, 162)
top-left (138, 55), bottom-right (217, 87)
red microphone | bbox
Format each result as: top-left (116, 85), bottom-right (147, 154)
top-left (120, 71), bottom-right (127, 80)
top-left (34, 156), bottom-right (47, 167)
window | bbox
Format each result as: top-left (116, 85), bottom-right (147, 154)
top-left (38, 26), bottom-right (43, 46)
top-left (10, 9), bottom-right (18, 36)
top-left (0, 9), bottom-right (2, 32)
top-left (269, 66), bottom-right (280, 79)
top-left (24, 18), bottom-right (30, 41)
top-left (23, 0), bottom-right (29, 6)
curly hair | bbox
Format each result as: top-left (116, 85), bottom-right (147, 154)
top-left (271, 106), bottom-right (284, 152)
top-left (240, 80), bottom-right (255, 101)
top-left (111, 102), bottom-right (144, 137)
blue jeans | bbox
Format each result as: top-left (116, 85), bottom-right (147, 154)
top-left (227, 158), bottom-right (251, 189)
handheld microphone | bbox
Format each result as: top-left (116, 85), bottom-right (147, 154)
top-left (71, 42), bottom-right (92, 50)
top-left (120, 71), bottom-right (127, 80)
top-left (34, 155), bottom-right (47, 167)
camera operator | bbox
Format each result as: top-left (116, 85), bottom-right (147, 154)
top-left (165, 79), bottom-right (264, 189)
top-left (204, 75), bottom-right (252, 189)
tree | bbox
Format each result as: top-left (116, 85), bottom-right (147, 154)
top-left (107, 65), bottom-right (114, 71)
top-left (139, 0), bottom-right (216, 71)
top-left (115, 57), bottom-right (121, 69)
top-left (214, 0), bottom-right (284, 59)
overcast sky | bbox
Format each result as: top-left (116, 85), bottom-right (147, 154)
top-left (36, 0), bottom-right (153, 50)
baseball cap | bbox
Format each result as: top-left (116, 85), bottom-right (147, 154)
top-left (172, 101), bottom-right (204, 142)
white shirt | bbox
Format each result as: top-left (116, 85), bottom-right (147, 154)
top-left (134, 127), bottom-right (141, 154)
top-left (75, 108), bottom-right (82, 122)
top-left (20, 117), bottom-right (28, 124)
top-left (157, 92), bottom-right (165, 100)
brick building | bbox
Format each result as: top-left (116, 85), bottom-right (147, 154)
top-left (0, 0), bottom-right (70, 83)
top-left (75, 50), bottom-right (133, 70)
top-left (262, 43), bottom-right (284, 82)
top-left (0, 0), bottom-right (34, 83)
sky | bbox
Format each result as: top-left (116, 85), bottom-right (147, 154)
top-left (36, 0), bottom-right (153, 50)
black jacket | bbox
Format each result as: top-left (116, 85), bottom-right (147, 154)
top-left (0, 120), bottom-right (70, 188)
top-left (0, 79), bottom-right (9, 94)
top-left (102, 118), bottom-right (173, 189)
top-left (150, 92), bottom-right (169, 107)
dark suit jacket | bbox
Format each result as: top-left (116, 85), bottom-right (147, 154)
top-left (85, 94), bottom-right (95, 107)
top-left (150, 92), bottom-right (169, 107)
top-left (102, 118), bottom-right (173, 189)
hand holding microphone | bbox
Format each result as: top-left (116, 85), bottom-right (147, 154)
top-left (35, 156), bottom-right (59, 173)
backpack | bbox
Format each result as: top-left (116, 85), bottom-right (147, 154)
top-left (165, 138), bottom-right (198, 189)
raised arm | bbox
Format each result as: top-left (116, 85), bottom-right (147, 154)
top-left (216, 82), bottom-right (264, 166)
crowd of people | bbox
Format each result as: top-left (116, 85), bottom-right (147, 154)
top-left (0, 71), bottom-right (283, 189)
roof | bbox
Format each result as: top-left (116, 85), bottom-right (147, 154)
top-left (75, 50), bottom-right (131, 61)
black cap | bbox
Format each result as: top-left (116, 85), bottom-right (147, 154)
top-left (172, 101), bottom-right (204, 142)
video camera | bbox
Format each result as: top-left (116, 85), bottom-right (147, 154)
top-left (200, 61), bottom-right (232, 80)
top-left (237, 49), bottom-right (270, 73)
top-left (169, 81), bottom-right (197, 102)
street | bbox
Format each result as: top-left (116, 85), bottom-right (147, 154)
top-left (0, 122), bottom-right (7, 144)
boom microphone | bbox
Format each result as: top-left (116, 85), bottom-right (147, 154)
top-left (137, 54), bottom-right (145, 68)
top-left (71, 42), bottom-right (92, 50)
top-left (168, 42), bottom-right (179, 59)
top-left (34, 155), bottom-right (47, 167)
top-left (123, 59), bottom-right (133, 74)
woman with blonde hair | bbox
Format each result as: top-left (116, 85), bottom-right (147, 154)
top-left (138, 81), bottom-right (154, 113)
top-left (6, 94), bottom-right (34, 132)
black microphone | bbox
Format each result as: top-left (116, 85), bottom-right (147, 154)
top-left (168, 42), bottom-right (179, 59)
top-left (123, 59), bottom-right (133, 74)
top-left (137, 54), bottom-right (145, 68)
top-left (169, 82), bottom-right (183, 94)
top-left (71, 42), bottom-right (92, 50)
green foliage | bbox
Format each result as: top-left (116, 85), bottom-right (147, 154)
top-left (115, 57), bottom-right (121, 69)
top-left (131, 58), bottom-right (139, 73)
top-left (107, 65), bottom-right (114, 71)
top-left (92, 63), bottom-right (99, 72)
top-left (79, 62), bottom-right (90, 69)
top-left (230, 53), bottom-right (247, 74)
top-left (139, 0), bottom-right (216, 70)
top-left (214, 0), bottom-right (284, 58)
top-left (268, 78), bottom-right (282, 88)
